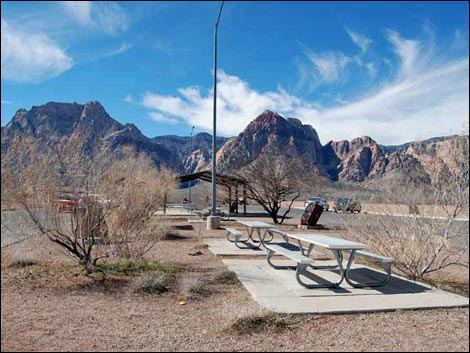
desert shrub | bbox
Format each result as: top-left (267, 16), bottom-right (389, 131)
top-left (180, 274), bottom-right (208, 299)
top-left (228, 312), bottom-right (302, 335)
top-left (97, 150), bottom-right (177, 259)
top-left (97, 258), bottom-right (181, 276)
top-left (8, 254), bottom-right (37, 268)
top-left (1, 134), bottom-right (180, 273)
top-left (137, 274), bottom-right (169, 294)
top-left (213, 269), bottom-right (239, 285)
top-left (345, 134), bottom-right (469, 280)
top-left (191, 243), bottom-right (209, 252)
top-left (160, 230), bottom-right (185, 241)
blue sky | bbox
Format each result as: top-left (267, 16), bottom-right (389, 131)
top-left (1, 1), bottom-right (469, 145)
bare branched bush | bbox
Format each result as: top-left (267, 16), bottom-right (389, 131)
top-left (1, 148), bottom-right (113, 272)
top-left (2, 136), bottom-right (177, 271)
top-left (346, 133), bottom-right (469, 280)
top-left (98, 149), bottom-right (177, 259)
top-left (238, 151), bottom-right (315, 224)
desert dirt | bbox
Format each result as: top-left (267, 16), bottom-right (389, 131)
top-left (1, 216), bottom-right (469, 352)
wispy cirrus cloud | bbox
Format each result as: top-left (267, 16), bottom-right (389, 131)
top-left (1, 99), bottom-right (13, 104)
top-left (60, 1), bottom-right (92, 26)
top-left (346, 28), bottom-right (373, 54)
top-left (386, 29), bottom-right (423, 78)
top-left (137, 27), bottom-right (468, 145)
top-left (60, 1), bottom-right (129, 35)
top-left (1, 19), bottom-right (73, 83)
top-left (148, 112), bottom-right (180, 125)
top-left (303, 48), bottom-right (351, 85)
top-left (110, 42), bottom-right (132, 56)
top-left (345, 27), bottom-right (378, 78)
top-left (365, 62), bottom-right (377, 78)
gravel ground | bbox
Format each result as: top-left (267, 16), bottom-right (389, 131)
top-left (1, 217), bottom-right (469, 352)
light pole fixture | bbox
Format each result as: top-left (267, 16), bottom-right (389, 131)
top-left (211, 0), bottom-right (224, 217)
top-left (189, 126), bottom-right (195, 204)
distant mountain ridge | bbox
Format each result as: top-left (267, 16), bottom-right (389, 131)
top-left (2, 101), bottom-right (467, 185)
top-left (152, 133), bottom-right (228, 173)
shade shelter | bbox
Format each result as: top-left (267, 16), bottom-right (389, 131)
top-left (176, 170), bottom-right (248, 215)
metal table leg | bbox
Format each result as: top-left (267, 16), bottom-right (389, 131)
top-left (344, 251), bottom-right (392, 288)
top-left (295, 249), bottom-right (346, 289)
top-left (236, 226), bottom-right (262, 249)
top-left (296, 240), bottom-right (339, 270)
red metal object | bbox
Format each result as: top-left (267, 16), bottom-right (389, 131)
top-left (300, 203), bottom-right (324, 226)
top-left (51, 194), bottom-right (77, 213)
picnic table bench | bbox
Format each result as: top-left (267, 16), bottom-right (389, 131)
top-left (344, 250), bottom-right (393, 287)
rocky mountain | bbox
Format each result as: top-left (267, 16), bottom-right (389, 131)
top-left (323, 136), bottom-right (388, 182)
top-left (324, 134), bottom-right (467, 183)
top-left (152, 133), bottom-right (228, 173)
top-left (378, 136), bottom-right (447, 155)
top-left (215, 110), bottom-right (325, 173)
top-left (2, 101), bottom-right (467, 186)
top-left (1, 102), bottom-right (182, 178)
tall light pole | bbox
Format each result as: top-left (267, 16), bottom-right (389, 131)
top-left (188, 126), bottom-right (195, 204)
top-left (211, 1), bottom-right (224, 217)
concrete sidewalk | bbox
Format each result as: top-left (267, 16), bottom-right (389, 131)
top-left (223, 259), bottom-right (469, 314)
top-left (203, 237), bottom-right (283, 257)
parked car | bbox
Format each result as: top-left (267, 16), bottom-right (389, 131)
top-left (332, 197), bottom-right (361, 213)
top-left (51, 194), bottom-right (77, 213)
top-left (52, 193), bottom-right (111, 213)
top-left (304, 197), bottom-right (329, 211)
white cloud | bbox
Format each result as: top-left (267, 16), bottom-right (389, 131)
top-left (303, 49), bottom-right (351, 85)
top-left (110, 42), bottom-right (132, 56)
top-left (314, 59), bottom-right (469, 144)
top-left (139, 28), bottom-right (468, 145)
top-left (365, 62), bottom-right (377, 78)
top-left (142, 71), bottom-right (321, 137)
top-left (386, 29), bottom-right (423, 78)
top-left (124, 94), bottom-right (133, 103)
top-left (346, 28), bottom-right (373, 54)
top-left (60, 1), bottom-right (92, 25)
top-left (1, 99), bottom-right (12, 104)
top-left (141, 54), bottom-right (468, 145)
top-left (1, 19), bottom-right (73, 83)
top-left (60, 1), bottom-right (128, 34)
top-left (148, 112), bottom-right (179, 125)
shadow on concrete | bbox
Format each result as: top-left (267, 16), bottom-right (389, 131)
top-left (343, 267), bottom-right (430, 294)
top-left (295, 267), bottom-right (431, 296)
top-left (233, 241), bottom-right (265, 251)
top-left (228, 212), bottom-right (293, 220)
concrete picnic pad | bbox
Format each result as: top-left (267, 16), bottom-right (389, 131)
top-left (203, 237), bottom-right (284, 257)
top-left (222, 259), bottom-right (469, 314)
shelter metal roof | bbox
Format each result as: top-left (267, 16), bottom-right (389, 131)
top-left (176, 170), bottom-right (247, 188)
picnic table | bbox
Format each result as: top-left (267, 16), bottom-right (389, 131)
top-left (265, 233), bottom-right (370, 289)
top-left (233, 220), bottom-right (275, 249)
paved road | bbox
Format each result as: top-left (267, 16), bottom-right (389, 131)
top-left (2, 205), bottom-right (468, 249)
top-left (1, 210), bottom-right (44, 248)
top-left (228, 205), bottom-right (469, 248)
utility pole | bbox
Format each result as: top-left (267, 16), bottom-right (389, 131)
top-left (208, 1), bottom-right (224, 230)
top-left (188, 126), bottom-right (195, 204)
